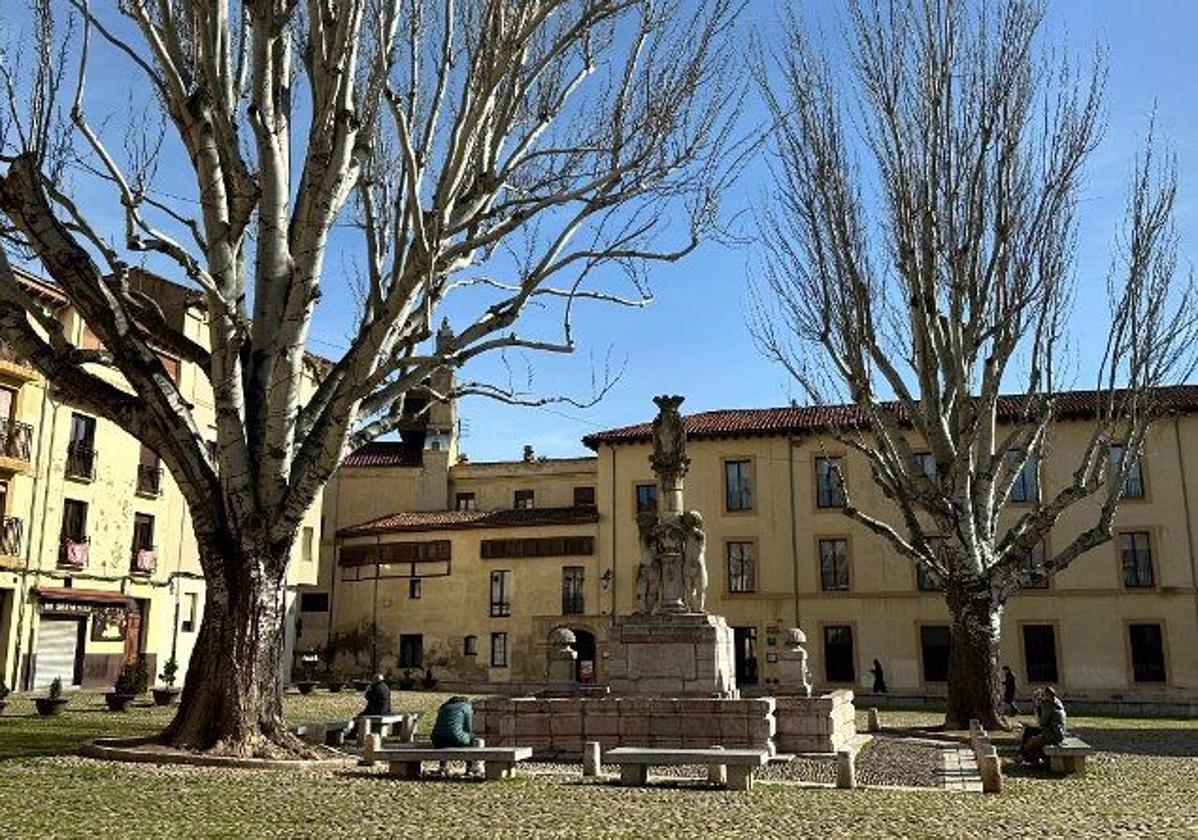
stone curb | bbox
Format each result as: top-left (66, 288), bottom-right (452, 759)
top-left (79, 737), bottom-right (356, 771)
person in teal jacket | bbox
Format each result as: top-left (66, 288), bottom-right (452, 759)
top-left (431, 696), bottom-right (479, 775)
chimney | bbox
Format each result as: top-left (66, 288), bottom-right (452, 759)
top-left (523, 445), bottom-right (535, 462)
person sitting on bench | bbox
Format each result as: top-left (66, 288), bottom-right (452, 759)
top-left (1020, 686), bottom-right (1067, 765)
top-left (349, 674), bottom-right (392, 739)
top-left (431, 695), bottom-right (479, 776)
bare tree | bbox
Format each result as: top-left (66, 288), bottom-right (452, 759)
top-left (752, 0), bottom-right (1196, 728)
top-left (0, 0), bottom-right (743, 754)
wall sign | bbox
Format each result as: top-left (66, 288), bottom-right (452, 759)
top-left (91, 606), bottom-right (128, 642)
top-left (39, 600), bottom-right (91, 617)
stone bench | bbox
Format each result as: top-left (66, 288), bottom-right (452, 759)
top-left (293, 719), bottom-right (355, 747)
top-left (603, 747), bottom-right (771, 791)
top-left (362, 736), bottom-right (532, 781)
top-left (1043, 737), bottom-right (1091, 774)
top-left (357, 713), bottom-right (421, 746)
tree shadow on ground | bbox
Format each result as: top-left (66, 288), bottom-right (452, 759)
top-left (1070, 727), bottom-right (1198, 757)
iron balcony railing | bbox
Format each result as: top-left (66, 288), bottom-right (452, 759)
top-left (136, 464), bottom-right (163, 497)
top-left (0, 419), bottom-right (33, 463)
top-left (131, 546), bottom-right (157, 575)
top-left (66, 442), bottom-right (96, 480)
top-left (0, 516), bottom-right (23, 557)
top-left (59, 536), bottom-right (90, 569)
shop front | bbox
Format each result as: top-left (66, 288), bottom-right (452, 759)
top-left (26, 588), bottom-right (149, 690)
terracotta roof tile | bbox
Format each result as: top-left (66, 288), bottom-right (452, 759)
top-left (338, 505), bottom-right (599, 538)
top-left (582, 385), bottom-right (1198, 448)
top-left (342, 441), bottom-right (424, 468)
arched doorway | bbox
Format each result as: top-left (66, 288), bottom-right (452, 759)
top-left (571, 628), bottom-right (596, 683)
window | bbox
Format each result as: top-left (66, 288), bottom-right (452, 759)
top-left (409, 579), bottom-right (422, 599)
top-left (1128, 623), bottom-right (1166, 683)
top-left (724, 460), bottom-right (753, 511)
top-left (136, 444), bottom-right (162, 496)
top-left (399, 634), bottom-right (423, 669)
top-left (726, 541), bottom-right (755, 593)
top-left (0, 386), bottom-right (14, 422)
top-left (67, 413), bottom-right (97, 479)
top-left (912, 452), bottom-right (938, 490)
top-left (573, 486), bottom-right (596, 507)
top-left (920, 625), bottom-right (951, 682)
top-left (1120, 532), bottom-right (1154, 588)
top-left (481, 536), bottom-right (594, 559)
top-left (301, 526), bottom-right (314, 564)
top-left (463, 635), bottom-right (478, 657)
top-left (455, 492), bottom-right (477, 511)
top-left (1022, 624), bottom-right (1059, 683)
top-left (61, 498), bottom-right (88, 541)
top-left (819, 538), bottom-right (850, 591)
top-left (490, 632), bottom-right (509, 667)
top-left (1109, 444), bottom-right (1145, 499)
top-left (815, 457), bottom-right (846, 508)
top-left (490, 570), bottom-right (512, 617)
top-left (299, 592), bottom-right (329, 612)
top-left (823, 625), bottom-right (855, 683)
top-left (513, 489), bottom-right (535, 509)
top-left (1007, 451), bottom-right (1038, 503)
top-left (562, 566), bottom-right (585, 615)
top-left (132, 513), bottom-right (155, 551)
top-left (1018, 542), bottom-right (1050, 589)
top-left (181, 592), bottom-right (198, 632)
top-left (635, 483), bottom-right (658, 514)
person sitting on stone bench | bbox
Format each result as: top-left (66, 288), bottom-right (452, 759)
top-left (431, 695), bottom-right (479, 777)
top-left (1019, 686), bottom-right (1067, 766)
top-left (349, 673), bottom-right (392, 739)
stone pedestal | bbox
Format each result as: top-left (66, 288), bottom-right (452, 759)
top-left (774, 628), bottom-right (813, 697)
top-left (605, 612), bottom-right (736, 697)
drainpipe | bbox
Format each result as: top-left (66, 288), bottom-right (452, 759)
top-left (789, 436), bottom-right (803, 629)
top-left (609, 445), bottom-right (618, 617)
top-left (1174, 417), bottom-right (1198, 634)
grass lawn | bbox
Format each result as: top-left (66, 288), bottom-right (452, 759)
top-left (0, 691), bottom-right (1195, 838)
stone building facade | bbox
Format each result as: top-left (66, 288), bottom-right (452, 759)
top-left (301, 386), bottom-right (1198, 708)
top-left (0, 268), bottom-right (322, 692)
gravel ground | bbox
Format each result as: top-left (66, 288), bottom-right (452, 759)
top-left (1, 694), bottom-right (1195, 839)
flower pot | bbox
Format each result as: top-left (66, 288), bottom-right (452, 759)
top-left (152, 687), bottom-right (180, 707)
top-left (105, 692), bottom-right (135, 712)
top-left (295, 681), bottom-right (317, 695)
top-left (34, 697), bottom-right (69, 717)
top-left (325, 681), bottom-right (344, 693)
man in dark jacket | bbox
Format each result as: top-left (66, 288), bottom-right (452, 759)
top-left (363, 673), bottom-right (392, 716)
top-left (1020, 686), bottom-right (1067, 765)
top-left (1001, 666), bottom-right (1019, 716)
top-left (432, 696), bottom-right (479, 776)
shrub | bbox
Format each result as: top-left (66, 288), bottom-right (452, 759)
top-left (48, 677), bottom-right (63, 700)
top-left (159, 657), bottom-right (178, 687)
top-left (115, 659), bottom-right (149, 695)
top-left (0, 680), bottom-right (10, 701)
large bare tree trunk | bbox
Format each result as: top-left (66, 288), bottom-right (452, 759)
top-left (944, 579), bottom-right (1003, 730)
top-left (160, 536), bottom-right (296, 755)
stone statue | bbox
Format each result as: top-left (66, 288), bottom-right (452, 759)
top-left (634, 511), bottom-right (662, 614)
top-left (680, 510), bottom-right (708, 612)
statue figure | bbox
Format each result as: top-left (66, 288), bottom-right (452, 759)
top-left (680, 510), bottom-right (708, 613)
top-left (649, 394), bottom-right (689, 481)
top-left (635, 510), bottom-right (662, 613)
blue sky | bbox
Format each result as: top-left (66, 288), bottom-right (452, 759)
top-left (6, 1), bottom-right (1197, 461)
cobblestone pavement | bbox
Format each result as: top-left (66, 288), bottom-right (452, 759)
top-left (0, 695), bottom-right (1194, 839)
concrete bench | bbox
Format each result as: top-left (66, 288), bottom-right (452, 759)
top-left (356, 713), bottom-right (421, 746)
top-left (293, 719), bottom-right (355, 747)
top-left (1044, 737), bottom-right (1091, 774)
top-left (362, 735), bottom-right (531, 781)
top-left (603, 747), bottom-right (771, 791)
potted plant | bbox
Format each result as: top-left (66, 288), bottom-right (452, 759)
top-left (421, 667), bottom-right (438, 691)
top-left (34, 677), bottom-right (70, 716)
top-left (325, 664), bottom-right (347, 693)
top-left (0, 680), bottom-right (10, 715)
top-left (152, 657), bottom-right (181, 706)
top-left (294, 653), bottom-right (320, 695)
top-left (105, 659), bottom-right (148, 712)
top-left (397, 668), bottom-right (417, 691)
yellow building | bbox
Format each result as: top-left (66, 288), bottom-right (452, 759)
top-left (306, 387), bottom-right (1198, 710)
top-left (0, 269), bottom-right (321, 692)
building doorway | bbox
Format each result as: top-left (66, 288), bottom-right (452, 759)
top-left (733, 626), bottom-right (759, 686)
top-left (34, 617), bottom-right (84, 689)
top-left (570, 628), bottom-right (596, 683)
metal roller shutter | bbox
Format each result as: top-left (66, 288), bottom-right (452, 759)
top-left (35, 618), bottom-right (82, 690)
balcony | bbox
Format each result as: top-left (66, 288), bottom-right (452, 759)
top-left (59, 536), bottom-right (90, 570)
top-left (136, 464), bottom-right (163, 497)
top-left (0, 516), bottom-right (23, 568)
top-left (66, 442), bottom-right (96, 481)
top-left (0, 419), bottom-right (33, 472)
top-left (131, 546), bottom-right (157, 575)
